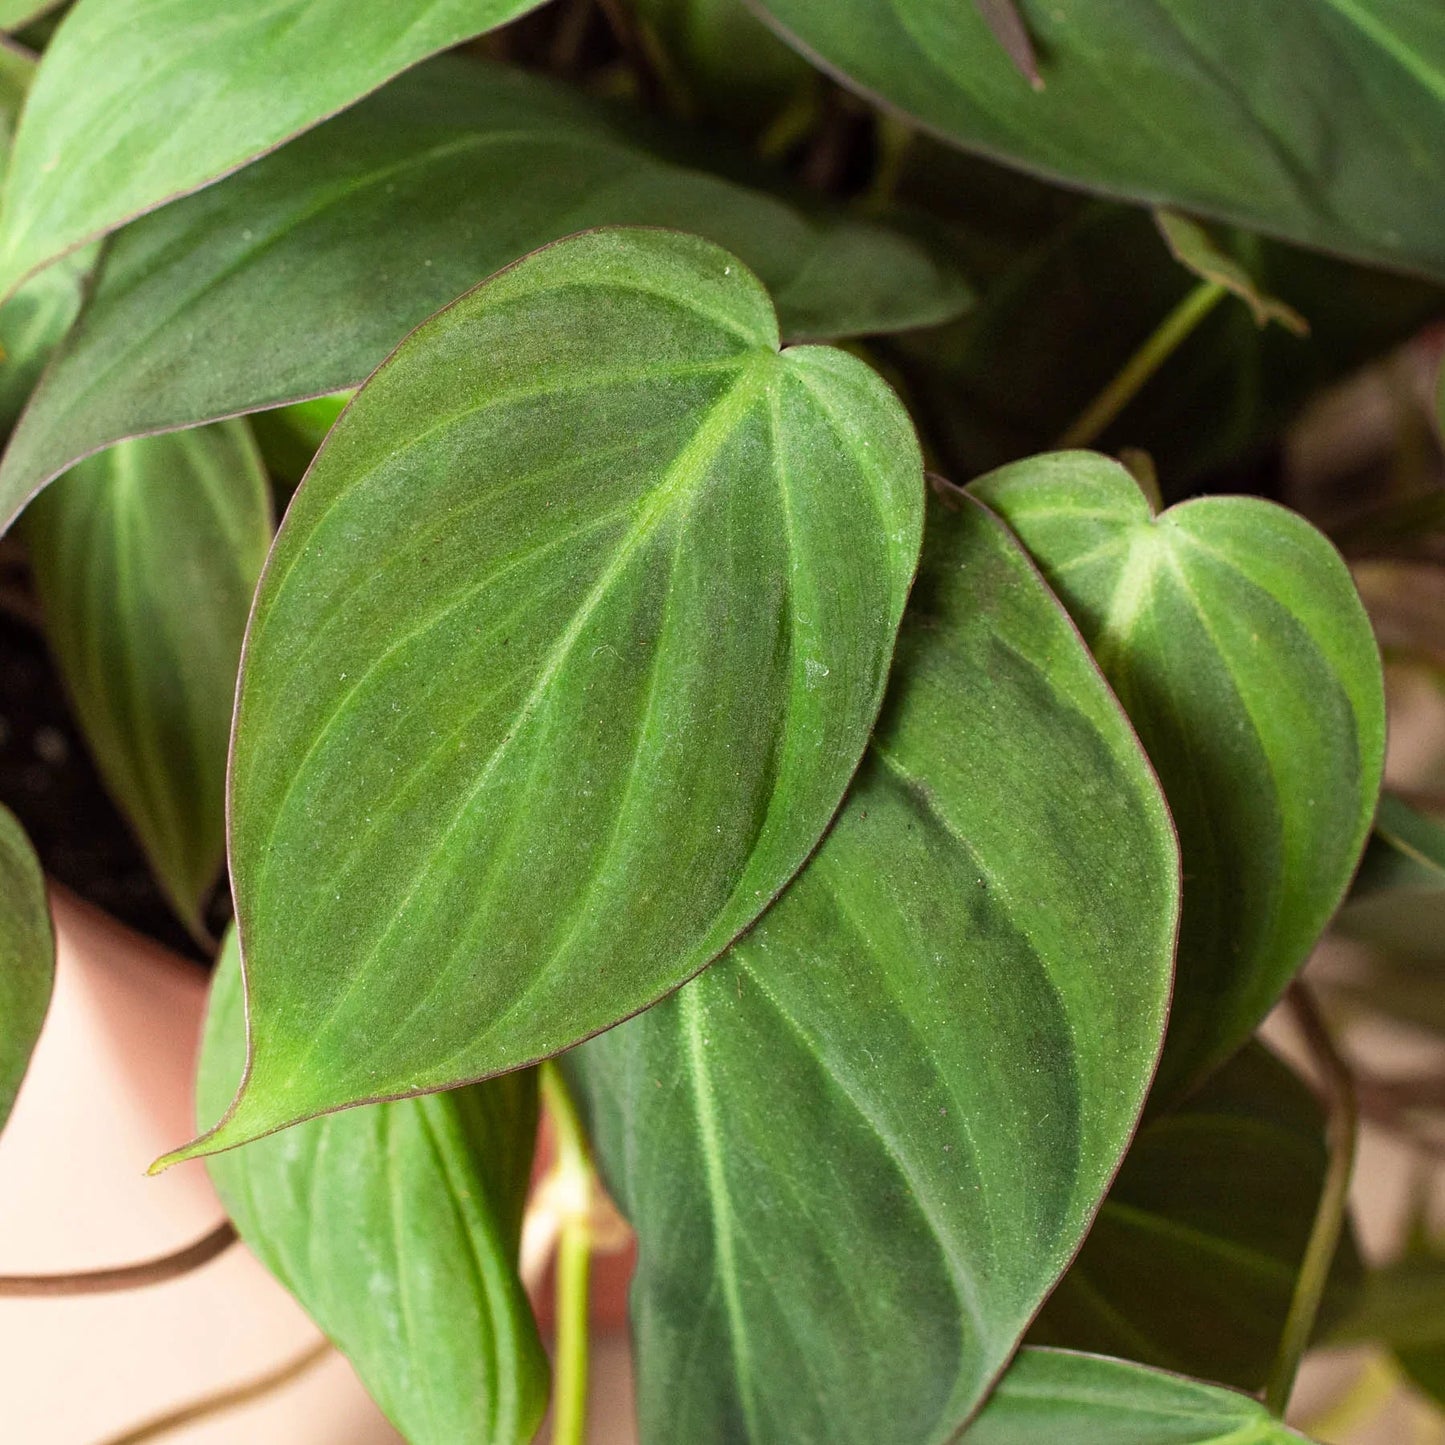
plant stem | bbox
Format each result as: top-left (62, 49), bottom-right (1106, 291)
top-left (1265, 984), bottom-right (1360, 1418)
top-left (96, 1338), bottom-right (331, 1445)
top-left (541, 1061), bottom-right (595, 1445)
top-left (1057, 279), bottom-right (1227, 450)
top-left (0, 1219), bottom-right (236, 1296)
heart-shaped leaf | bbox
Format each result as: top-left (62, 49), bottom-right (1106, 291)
top-left (160, 228), bottom-right (924, 1165)
top-left (0, 0), bottom-right (553, 298)
top-left (961, 1348), bottom-right (1315, 1444)
top-left (0, 57), bottom-right (967, 534)
top-left (567, 493), bottom-right (1179, 1444)
top-left (1032, 1042), bottom-right (1361, 1391)
top-left (755, 0), bottom-right (1445, 281)
top-left (0, 802), bottom-right (51, 1134)
top-left (972, 453), bottom-right (1385, 1101)
top-left (197, 931), bottom-right (547, 1445)
top-left (23, 424), bottom-right (273, 941)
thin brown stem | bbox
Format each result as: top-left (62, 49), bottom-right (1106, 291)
top-left (1265, 984), bottom-right (1360, 1417)
top-left (94, 1339), bottom-right (332, 1445)
top-left (0, 1220), bottom-right (237, 1297)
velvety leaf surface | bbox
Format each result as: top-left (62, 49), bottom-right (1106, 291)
top-left (568, 494), bottom-right (1179, 1445)
top-left (197, 932), bottom-right (547, 1445)
top-left (0, 57), bottom-right (968, 530)
top-left (972, 453), bottom-right (1385, 1101)
top-left (756, 0), bottom-right (1445, 280)
top-left (0, 0), bottom-right (550, 297)
top-left (1032, 1043), bottom-right (1360, 1390)
top-left (961, 1348), bottom-right (1314, 1444)
top-left (169, 228), bottom-right (924, 1162)
top-left (0, 42), bottom-right (95, 435)
top-left (23, 424), bottom-right (273, 940)
top-left (0, 802), bottom-right (50, 1133)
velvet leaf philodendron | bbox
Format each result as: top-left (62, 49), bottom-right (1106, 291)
top-left (0, 803), bottom-right (51, 1135)
top-left (0, 57), bottom-right (968, 530)
top-left (197, 932), bottom-right (547, 1445)
top-left (22, 423), bottom-right (273, 941)
top-left (164, 228), bottom-right (924, 1162)
top-left (0, 0), bottom-right (553, 298)
top-left (569, 493), bottom-right (1180, 1444)
top-left (754, 0), bottom-right (1445, 281)
top-left (972, 454), bottom-right (1386, 1102)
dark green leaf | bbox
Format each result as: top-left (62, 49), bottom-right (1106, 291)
top-left (756, 0), bottom-right (1445, 280)
top-left (568, 493), bottom-right (1179, 1444)
top-left (197, 930), bottom-right (547, 1445)
top-left (1032, 1042), bottom-right (1361, 1391)
top-left (961, 1348), bottom-right (1315, 1444)
top-left (0, 802), bottom-right (51, 1134)
top-left (1155, 211), bottom-right (1308, 336)
top-left (249, 393), bottom-right (351, 491)
top-left (0, 0), bottom-right (551, 297)
top-left (1335, 794), bottom-right (1445, 960)
top-left (972, 453), bottom-right (1386, 1101)
top-left (0, 57), bottom-right (968, 530)
top-left (161, 228), bottom-right (924, 1164)
top-left (23, 424), bottom-right (273, 940)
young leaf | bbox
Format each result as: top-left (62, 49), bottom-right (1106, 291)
top-left (197, 931), bottom-right (547, 1445)
top-left (0, 803), bottom-right (51, 1134)
top-left (0, 0), bottom-right (552, 298)
top-left (1032, 1042), bottom-right (1361, 1391)
top-left (972, 453), bottom-right (1385, 1102)
top-left (755, 0), bottom-right (1445, 280)
top-left (0, 57), bottom-right (968, 532)
top-left (163, 228), bottom-right (924, 1163)
top-left (23, 424), bottom-right (273, 941)
top-left (961, 1348), bottom-right (1315, 1444)
top-left (567, 494), bottom-right (1180, 1444)
top-left (1155, 211), bottom-right (1308, 336)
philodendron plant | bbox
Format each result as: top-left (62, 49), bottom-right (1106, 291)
top-left (1, 2), bottom-right (1444, 1444)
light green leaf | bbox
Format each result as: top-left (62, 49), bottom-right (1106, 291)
top-left (1155, 210), bottom-right (1308, 336)
top-left (197, 930), bottom-right (547, 1445)
top-left (972, 453), bottom-right (1385, 1101)
top-left (1033, 1043), bottom-right (1361, 1391)
top-left (23, 424), bottom-right (273, 941)
top-left (0, 0), bottom-right (552, 298)
top-left (0, 802), bottom-right (51, 1134)
top-left (568, 493), bottom-right (1179, 1444)
top-left (0, 57), bottom-right (968, 531)
top-left (756, 0), bottom-right (1445, 280)
top-left (961, 1348), bottom-right (1315, 1444)
top-left (161, 228), bottom-right (924, 1165)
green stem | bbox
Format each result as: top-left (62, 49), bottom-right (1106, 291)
top-left (1057, 279), bottom-right (1227, 450)
top-left (1265, 984), bottom-right (1360, 1418)
top-left (541, 1061), bottom-right (595, 1445)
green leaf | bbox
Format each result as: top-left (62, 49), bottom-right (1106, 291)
top-left (1154, 211), bottom-right (1308, 336)
top-left (0, 41), bottom-right (94, 434)
top-left (0, 802), bottom-right (51, 1133)
top-left (0, 0), bottom-right (554, 298)
top-left (0, 2), bottom-right (62, 32)
top-left (22, 424), bottom-right (273, 940)
top-left (756, 0), bottom-right (1445, 280)
top-left (197, 930), bottom-right (547, 1445)
top-left (161, 227), bottom-right (924, 1165)
top-left (1032, 1042), bottom-right (1361, 1391)
top-left (249, 393), bottom-right (352, 491)
top-left (972, 453), bottom-right (1386, 1101)
top-left (568, 492), bottom-right (1179, 1444)
top-left (960, 1348), bottom-right (1315, 1444)
top-left (0, 57), bottom-right (969, 530)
